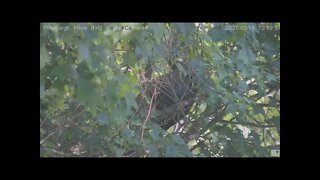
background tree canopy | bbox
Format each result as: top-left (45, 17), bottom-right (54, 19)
top-left (40, 23), bottom-right (280, 157)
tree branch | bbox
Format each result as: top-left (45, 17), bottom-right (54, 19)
top-left (140, 88), bottom-right (157, 141)
top-left (40, 131), bottom-right (56, 145)
top-left (221, 120), bottom-right (275, 128)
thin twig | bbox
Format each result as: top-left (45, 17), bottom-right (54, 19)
top-left (124, 150), bottom-right (138, 157)
top-left (221, 120), bottom-right (275, 128)
top-left (140, 88), bottom-right (157, 141)
top-left (42, 147), bottom-right (65, 156)
top-left (40, 114), bottom-right (48, 128)
top-left (68, 105), bottom-right (86, 122)
top-left (40, 131), bottom-right (56, 145)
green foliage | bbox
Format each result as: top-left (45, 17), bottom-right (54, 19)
top-left (40, 23), bottom-right (280, 157)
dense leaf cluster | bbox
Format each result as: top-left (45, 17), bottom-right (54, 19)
top-left (40, 23), bottom-right (280, 157)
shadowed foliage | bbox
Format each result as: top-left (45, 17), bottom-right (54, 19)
top-left (40, 23), bottom-right (280, 157)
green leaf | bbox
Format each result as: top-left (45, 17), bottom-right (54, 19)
top-left (147, 144), bottom-right (159, 157)
top-left (96, 113), bottom-right (110, 125)
top-left (250, 131), bottom-right (261, 147)
top-left (149, 23), bottom-right (166, 43)
top-left (40, 46), bottom-right (49, 69)
top-left (256, 79), bottom-right (266, 95)
top-left (171, 134), bottom-right (185, 145)
top-left (270, 117), bottom-right (280, 133)
top-left (233, 130), bottom-right (248, 155)
top-left (125, 91), bottom-right (138, 111)
top-left (153, 43), bottom-right (166, 58)
top-left (165, 145), bottom-right (179, 157)
top-left (218, 126), bottom-right (234, 138)
top-left (269, 97), bottom-right (278, 107)
top-left (176, 63), bottom-right (186, 73)
top-left (253, 105), bottom-right (265, 115)
top-left (237, 47), bottom-right (256, 65)
top-left (250, 131), bottom-right (270, 156)
top-left (208, 94), bottom-right (219, 106)
top-left (208, 23), bottom-right (235, 42)
top-left (226, 104), bottom-right (238, 115)
top-left (217, 66), bottom-right (228, 80)
top-left (40, 81), bottom-right (45, 99)
top-left (266, 74), bottom-right (277, 82)
top-left (75, 79), bottom-right (101, 110)
top-left (115, 147), bottom-right (125, 156)
top-left (134, 43), bottom-right (153, 57)
top-left (174, 23), bottom-right (196, 43)
top-left (121, 128), bottom-right (134, 139)
top-left (50, 64), bottom-right (78, 81)
top-left (198, 142), bottom-right (212, 157)
top-left (237, 80), bottom-right (248, 92)
top-left (149, 128), bottom-right (161, 141)
top-left (115, 75), bottom-right (132, 98)
top-left (236, 61), bottom-right (247, 73)
top-left (220, 94), bottom-right (230, 105)
top-left (78, 42), bottom-right (91, 63)
top-left (123, 52), bottom-right (138, 66)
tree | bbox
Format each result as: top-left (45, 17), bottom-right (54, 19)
top-left (40, 22), bottom-right (280, 157)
